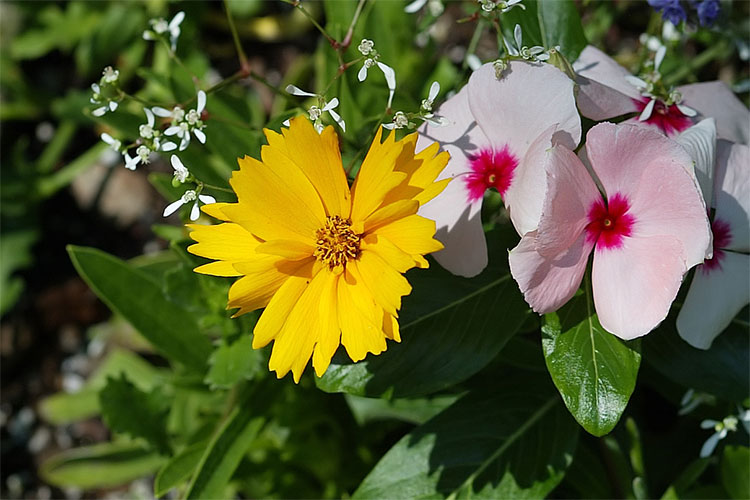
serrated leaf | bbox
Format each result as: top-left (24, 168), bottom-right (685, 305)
top-left (542, 289), bottom-right (641, 436)
top-left (316, 228), bottom-right (528, 398)
top-left (154, 441), bottom-right (207, 498)
top-left (354, 376), bottom-right (578, 499)
top-left (39, 442), bottom-right (165, 489)
top-left (99, 375), bottom-right (172, 455)
top-left (67, 245), bottom-right (212, 371)
top-left (205, 335), bottom-right (262, 389)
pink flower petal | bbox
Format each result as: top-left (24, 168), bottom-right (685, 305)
top-left (586, 123), bottom-right (710, 268)
top-left (677, 81), bottom-right (750, 144)
top-left (509, 230), bottom-right (593, 314)
top-left (467, 61), bottom-right (581, 159)
top-left (675, 118), bottom-right (717, 209)
top-left (418, 181), bottom-right (486, 277)
top-left (677, 251), bottom-right (750, 349)
top-left (573, 45), bottom-right (641, 120)
top-left (592, 234), bottom-right (687, 339)
top-left (534, 144), bottom-right (602, 256)
top-left (714, 141), bottom-right (750, 252)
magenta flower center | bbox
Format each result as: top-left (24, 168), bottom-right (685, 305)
top-left (632, 97), bottom-right (693, 136)
top-left (465, 145), bottom-right (519, 202)
top-left (702, 217), bottom-right (732, 274)
top-left (586, 193), bottom-right (635, 250)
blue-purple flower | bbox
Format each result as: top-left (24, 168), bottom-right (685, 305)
top-left (648, 0), bottom-right (687, 25)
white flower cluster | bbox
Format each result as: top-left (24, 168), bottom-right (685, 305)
top-left (384, 81), bottom-right (447, 130)
top-left (143, 11), bottom-right (184, 52)
top-left (356, 39), bottom-right (397, 108)
top-left (284, 85), bottom-right (346, 133)
top-left (503, 25), bottom-right (551, 64)
top-left (478, 0), bottom-right (525, 13)
top-left (90, 66), bottom-right (121, 117)
top-left (157, 90), bottom-right (208, 151)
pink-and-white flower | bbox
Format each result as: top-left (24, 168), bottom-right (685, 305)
top-left (677, 140), bottom-right (749, 349)
top-left (574, 45), bottom-right (749, 144)
top-left (416, 61), bottom-right (581, 277)
top-left (509, 122), bottom-right (711, 339)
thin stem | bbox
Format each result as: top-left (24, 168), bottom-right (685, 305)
top-left (464, 19), bottom-right (486, 70)
top-left (224, 0), bottom-right (249, 71)
top-left (205, 70), bottom-right (247, 96)
top-left (248, 72), bottom-right (287, 97)
top-left (119, 90), bottom-right (159, 107)
top-left (282, 0), bottom-right (337, 47)
top-left (159, 38), bottom-right (199, 86)
top-left (200, 182), bottom-right (234, 193)
top-left (664, 40), bottom-right (729, 86)
top-left (342, 0), bottom-right (368, 49)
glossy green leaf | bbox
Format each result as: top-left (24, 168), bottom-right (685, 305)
top-left (185, 385), bottom-right (267, 499)
top-left (354, 377), bottom-right (577, 499)
top-left (99, 375), bottom-right (172, 455)
top-left (721, 446), bottom-right (750, 500)
top-left (317, 229), bottom-right (528, 398)
top-left (39, 442), bottom-right (165, 489)
top-left (204, 335), bottom-right (263, 389)
top-left (154, 442), bottom-right (207, 498)
top-left (542, 290), bottom-right (641, 436)
top-left (67, 245), bottom-right (212, 371)
top-left (644, 317), bottom-right (749, 402)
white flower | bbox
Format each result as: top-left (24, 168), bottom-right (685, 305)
top-left (284, 86), bottom-right (346, 132)
top-left (163, 190), bottom-right (216, 220)
top-left (404, 0), bottom-right (428, 13)
top-left (503, 24), bottom-right (549, 62)
top-left (678, 389), bottom-right (717, 415)
top-left (383, 111), bottom-right (410, 130)
top-left (497, 0), bottom-right (525, 13)
top-left (164, 90), bottom-right (206, 150)
top-left (358, 59), bottom-right (397, 108)
top-left (101, 66), bottom-right (119, 84)
top-left (152, 105), bottom-right (185, 123)
top-left (700, 416), bottom-right (739, 458)
top-left (466, 54), bottom-right (482, 71)
top-left (479, 0), bottom-right (496, 12)
top-left (358, 39), bottom-right (374, 56)
top-left (123, 145), bottom-right (152, 171)
top-left (90, 83), bottom-right (118, 117)
top-left (139, 108), bottom-right (156, 139)
top-left (170, 155), bottom-right (190, 183)
top-left (100, 133), bottom-right (121, 152)
top-left (421, 81), bottom-right (440, 112)
top-left (143, 11), bottom-right (185, 51)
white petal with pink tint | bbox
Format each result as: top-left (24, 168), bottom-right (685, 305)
top-left (586, 123), bottom-right (710, 267)
top-left (592, 235), bottom-right (687, 339)
top-left (677, 252), bottom-right (750, 349)
top-left (573, 45), bottom-right (641, 120)
top-left (677, 81), bottom-right (750, 144)
top-left (534, 145), bottom-right (602, 256)
top-left (714, 141), bottom-right (750, 252)
top-left (467, 61), bottom-right (581, 159)
top-left (510, 231), bottom-right (593, 314)
top-left (675, 118), bottom-right (717, 208)
top-left (420, 182), bottom-right (486, 278)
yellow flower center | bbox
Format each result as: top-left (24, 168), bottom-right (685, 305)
top-left (314, 215), bottom-right (361, 270)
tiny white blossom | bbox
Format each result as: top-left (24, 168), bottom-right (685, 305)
top-left (421, 81), bottom-right (440, 112)
top-left (170, 155), bottom-right (190, 183)
top-left (678, 389), bottom-right (716, 415)
top-left (466, 54), bottom-right (482, 71)
top-left (101, 66), bottom-right (119, 84)
top-left (308, 105), bottom-right (322, 121)
top-left (164, 90), bottom-right (207, 150)
top-left (358, 39), bottom-right (374, 56)
top-left (143, 11), bottom-right (185, 52)
top-left (285, 86), bottom-right (346, 132)
top-left (493, 59), bottom-right (508, 79)
top-left (404, 0), bottom-right (427, 13)
top-left (139, 108), bottom-right (156, 139)
top-left (285, 85), bottom-right (317, 97)
top-left (699, 416), bottom-right (739, 458)
top-left (497, 0), bottom-right (525, 13)
top-left (383, 111), bottom-right (410, 130)
top-left (100, 133), bottom-right (121, 152)
top-left (479, 0), bottom-right (496, 12)
top-left (163, 190), bottom-right (216, 220)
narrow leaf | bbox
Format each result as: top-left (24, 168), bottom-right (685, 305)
top-left (154, 442), bottom-right (207, 498)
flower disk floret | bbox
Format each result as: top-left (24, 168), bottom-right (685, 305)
top-left (187, 116), bottom-right (450, 382)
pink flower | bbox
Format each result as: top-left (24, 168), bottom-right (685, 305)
top-left (574, 45), bottom-right (749, 144)
top-left (509, 123), bottom-right (711, 339)
top-left (416, 61), bottom-right (581, 277)
top-left (677, 140), bottom-right (749, 349)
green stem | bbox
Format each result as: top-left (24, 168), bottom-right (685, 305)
top-left (283, 0), bottom-right (336, 47)
top-left (223, 0), bottom-right (248, 70)
top-left (664, 41), bottom-right (729, 86)
top-left (201, 182), bottom-right (234, 194)
top-left (464, 19), bottom-right (485, 70)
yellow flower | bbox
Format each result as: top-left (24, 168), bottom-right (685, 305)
top-left (188, 116), bottom-right (450, 382)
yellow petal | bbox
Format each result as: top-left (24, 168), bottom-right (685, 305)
top-left (187, 223), bottom-right (261, 275)
top-left (194, 261), bottom-right (241, 277)
top-left (252, 259), bottom-right (315, 348)
top-left (225, 153), bottom-right (325, 243)
top-left (350, 128), bottom-right (408, 223)
top-left (268, 268), bottom-right (333, 382)
top-left (337, 269), bottom-right (387, 362)
top-left (256, 239), bottom-right (315, 260)
top-left (362, 199), bottom-right (419, 234)
top-left (351, 251), bottom-right (411, 317)
top-left (382, 138), bottom-right (451, 207)
top-left (311, 271), bottom-right (342, 377)
top-left (201, 202), bottom-right (234, 221)
top-left (361, 234), bottom-right (416, 274)
top-left (382, 311), bottom-right (401, 342)
top-left (229, 257), bottom-right (314, 316)
top-left (371, 214), bottom-right (444, 265)
top-left (278, 117), bottom-right (351, 217)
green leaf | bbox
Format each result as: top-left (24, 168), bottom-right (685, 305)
top-left (354, 377), bottom-right (578, 499)
top-left (39, 348), bottom-right (165, 425)
top-left (317, 228), bottom-right (528, 398)
top-left (721, 446), bottom-right (750, 500)
top-left (185, 385), bottom-right (268, 499)
top-left (67, 245), bottom-right (213, 371)
top-left (345, 393), bottom-right (460, 426)
top-left (542, 288), bottom-right (641, 436)
top-left (39, 442), bottom-right (165, 489)
top-left (99, 375), bottom-right (172, 455)
top-left (154, 442), bottom-right (207, 498)
top-left (204, 335), bottom-right (263, 389)
top-left (536, 0), bottom-right (587, 62)
top-left (0, 229), bottom-right (37, 315)
top-left (644, 318), bottom-right (749, 402)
